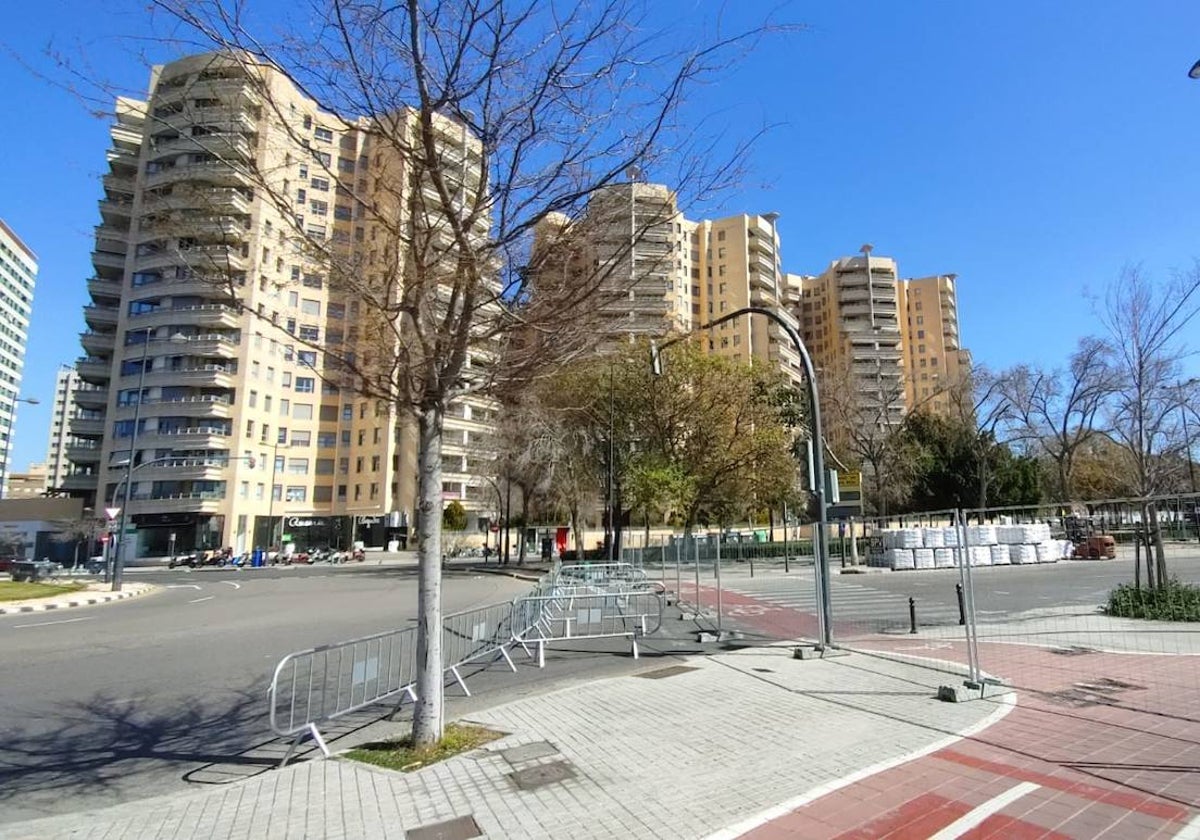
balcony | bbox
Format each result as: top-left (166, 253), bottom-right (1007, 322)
top-left (143, 185), bottom-right (252, 215)
top-left (66, 441), bottom-right (103, 463)
top-left (92, 250), bottom-right (127, 272)
top-left (126, 492), bottom-right (225, 513)
top-left (60, 473), bottom-right (101, 493)
top-left (73, 386), bottom-right (110, 409)
top-left (99, 195), bottom-right (134, 223)
top-left (116, 395), bottom-right (235, 419)
top-left (102, 173), bottom-right (135, 196)
top-left (170, 334), bottom-right (241, 358)
top-left (83, 305), bottom-right (120, 330)
top-left (129, 365), bottom-right (237, 390)
top-left (87, 276), bottom-right (123, 301)
top-left (149, 131), bottom-right (255, 164)
top-left (68, 415), bottom-right (106, 437)
top-left (129, 304), bottom-right (241, 331)
top-left (75, 357), bottom-right (112, 385)
top-left (134, 458), bottom-right (229, 481)
top-left (80, 330), bottom-right (117, 355)
top-left (136, 426), bottom-right (231, 449)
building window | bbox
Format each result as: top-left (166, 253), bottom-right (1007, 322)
top-left (294, 403), bottom-right (314, 420)
top-left (291, 430), bottom-right (311, 447)
top-left (286, 486), bottom-right (307, 502)
top-left (295, 377), bottom-right (315, 393)
top-left (287, 458), bottom-right (309, 474)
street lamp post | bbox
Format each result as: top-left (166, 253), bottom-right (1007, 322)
top-left (0, 396), bottom-right (40, 496)
top-left (653, 305), bottom-right (834, 649)
top-left (112, 330), bottom-right (153, 592)
top-left (265, 438), bottom-right (281, 555)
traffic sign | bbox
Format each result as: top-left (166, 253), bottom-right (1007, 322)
top-left (104, 507), bottom-right (121, 520)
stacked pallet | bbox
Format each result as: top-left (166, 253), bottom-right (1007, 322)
top-left (869, 521), bottom-right (1070, 570)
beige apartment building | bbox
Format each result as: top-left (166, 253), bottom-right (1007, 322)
top-left (66, 52), bottom-right (496, 557)
top-left (539, 181), bottom-right (801, 385)
top-left (795, 250), bottom-right (969, 426)
top-left (46, 364), bottom-right (80, 492)
top-left (898, 274), bottom-right (970, 415)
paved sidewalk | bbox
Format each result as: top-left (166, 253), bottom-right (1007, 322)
top-left (0, 581), bottom-right (156, 615)
top-left (0, 647), bottom-right (1004, 840)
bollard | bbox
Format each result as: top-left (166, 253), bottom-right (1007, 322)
top-left (908, 597), bottom-right (917, 634)
top-left (956, 582), bottom-right (966, 626)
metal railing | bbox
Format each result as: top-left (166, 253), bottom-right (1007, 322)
top-left (511, 590), bottom-right (664, 666)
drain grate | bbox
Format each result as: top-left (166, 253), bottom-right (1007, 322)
top-left (406, 815), bottom-right (482, 840)
top-left (1050, 646), bottom-right (1097, 656)
top-left (636, 665), bottom-right (699, 679)
top-left (501, 741), bottom-right (559, 765)
top-left (509, 760), bottom-right (576, 790)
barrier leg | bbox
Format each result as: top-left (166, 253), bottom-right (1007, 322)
top-left (498, 644), bottom-right (518, 672)
top-left (631, 634), bottom-right (639, 660)
top-left (279, 722), bottom-right (330, 769)
top-left (387, 685), bottom-right (418, 720)
top-left (537, 639), bottom-right (545, 669)
top-left (450, 665), bottom-right (471, 697)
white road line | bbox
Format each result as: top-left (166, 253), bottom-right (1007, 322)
top-left (188, 596), bottom-right (215, 604)
top-left (167, 584), bottom-right (202, 591)
top-left (928, 781), bottom-right (1040, 839)
top-left (1172, 811), bottom-right (1200, 839)
top-left (703, 692), bottom-right (1018, 840)
top-left (219, 581), bottom-right (241, 589)
top-left (12, 616), bottom-right (96, 629)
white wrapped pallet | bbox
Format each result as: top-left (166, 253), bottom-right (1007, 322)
top-left (941, 527), bottom-right (960, 547)
top-left (934, 547), bottom-right (955, 568)
top-left (886, 548), bottom-right (915, 570)
top-left (1031, 523), bottom-right (1052, 543)
top-left (996, 525), bottom-right (1021, 544)
top-left (913, 548), bottom-right (935, 569)
top-left (923, 528), bottom-right (945, 548)
top-left (966, 525), bottom-right (998, 546)
top-left (1034, 542), bottom-right (1058, 563)
top-left (1010, 544), bottom-right (1038, 565)
top-left (894, 528), bottom-right (923, 549)
top-left (968, 546), bottom-right (992, 566)
top-left (990, 544), bottom-right (1011, 565)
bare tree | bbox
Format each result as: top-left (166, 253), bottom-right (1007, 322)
top-left (1000, 336), bottom-right (1116, 500)
top-left (1100, 264), bottom-right (1200, 587)
top-left (142, 0), bottom-right (788, 744)
top-left (818, 354), bottom-right (912, 516)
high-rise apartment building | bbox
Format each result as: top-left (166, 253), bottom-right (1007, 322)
top-left (898, 274), bottom-right (970, 415)
top-left (799, 251), bottom-right (905, 428)
top-left (0, 220), bottom-right (37, 497)
top-left (7, 464), bottom-right (47, 499)
top-left (46, 365), bottom-right (80, 491)
top-left (539, 181), bottom-right (802, 386)
top-left (67, 52), bottom-right (495, 557)
top-left (795, 251), bottom-right (969, 429)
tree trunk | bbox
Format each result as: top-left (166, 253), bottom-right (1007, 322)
top-left (1149, 503), bottom-right (1168, 589)
top-left (518, 492), bottom-right (530, 565)
top-left (570, 503), bottom-right (583, 559)
top-left (413, 405), bottom-right (445, 747)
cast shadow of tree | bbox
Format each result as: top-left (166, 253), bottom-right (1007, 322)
top-left (0, 681), bottom-right (278, 808)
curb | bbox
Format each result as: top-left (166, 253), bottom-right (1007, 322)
top-left (468, 566), bottom-right (546, 582)
top-left (0, 584), bottom-right (157, 615)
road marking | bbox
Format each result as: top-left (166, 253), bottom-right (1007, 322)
top-left (219, 581), bottom-right (241, 589)
top-left (928, 781), bottom-right (1040, 839)
top-left (167, 584), bottom-right (202, 591)
top-left (12, 616), bottom-right (95, 629)
top-left (188, 596), bottom-right (215, 604)
top-left (702, 692), bottom-right (1018, 840)
top-left (1172, 812), bottom-right (1200, 839)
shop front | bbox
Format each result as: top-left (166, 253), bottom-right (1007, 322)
top-left (131, 512), bottom-right (225, 557)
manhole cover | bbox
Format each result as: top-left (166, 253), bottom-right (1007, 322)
top-left (509, 760), bottom-right (576, 790)
top-left (501, 741), bottom-right (559, 764)
top-left (406, 815), bottom-right (482, 840)
top-left (635, 665), bottom-right (699, 680)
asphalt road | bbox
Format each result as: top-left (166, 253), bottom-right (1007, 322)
top-left (0, 564), bottom-right (701, 824)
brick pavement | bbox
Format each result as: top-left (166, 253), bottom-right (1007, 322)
top-left (707, 581), bottom-right (1200, 839)
top-left (0, 647), bottom-right (1003, 840)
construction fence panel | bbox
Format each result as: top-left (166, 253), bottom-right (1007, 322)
top-left (958, 493), bottom-right (1200, 720)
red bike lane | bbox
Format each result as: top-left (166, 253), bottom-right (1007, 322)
top-left (689, 583), bottom-right (1200, 839)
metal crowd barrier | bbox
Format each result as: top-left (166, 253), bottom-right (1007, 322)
top-left (268, 625), bottom-right (420, 766)
top-left (267, 573), bottom-right (666, 766)
top-left (511, 590), bottom-right (665, 666)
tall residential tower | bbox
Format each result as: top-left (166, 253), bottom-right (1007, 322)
top-left (0, 220), bottom-right (37, 497)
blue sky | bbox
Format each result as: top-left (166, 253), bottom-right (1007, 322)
top-left (3, 1), bottom-right (1200, 471)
